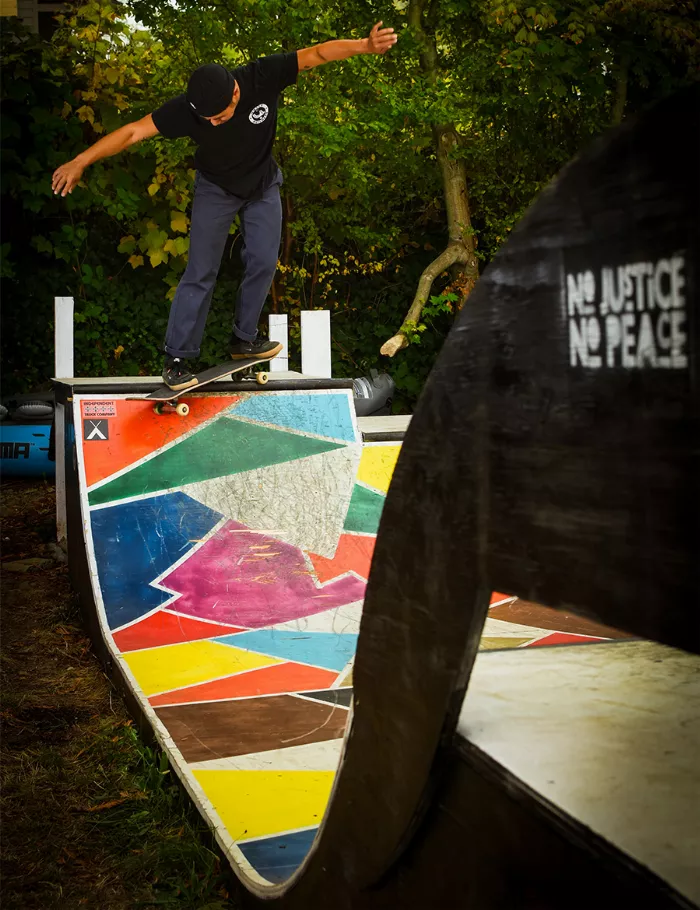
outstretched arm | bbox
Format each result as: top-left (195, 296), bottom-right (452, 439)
top-left (297, 21), bottom-right (398, 71)
top-left (51, 114), bottom-right (160, 197)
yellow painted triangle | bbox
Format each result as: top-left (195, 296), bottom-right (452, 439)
top-left (123, 640), bottom-right (282, 696)
top-left (194, 769), bottom-right (336, 841)
top-left (337, 667), bottom-right (353, 688)
top-left (479, 637), bottom-right (535, 651)
top-left (356, 445), bottom-right (401, 494)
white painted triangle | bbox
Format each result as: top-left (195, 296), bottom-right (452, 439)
top-left (188, 738), bottom-right (344, 772)
top-left (483, 617), bottom-right (552, 641)
top-left (268, 601), bottom-right (364, 635)
top-left (180, 445), bottom-right (361, 558)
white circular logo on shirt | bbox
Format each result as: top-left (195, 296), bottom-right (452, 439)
top-left (249, 103), bottom-right (269, 125)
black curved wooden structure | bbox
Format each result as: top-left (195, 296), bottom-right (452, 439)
top-left (59, 85), bottom-right (699, 909)
top-left (276, 84), bottom-right (699, 909)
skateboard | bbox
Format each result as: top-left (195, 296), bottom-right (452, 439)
top-left (141, 356), bottom-right (275, 417)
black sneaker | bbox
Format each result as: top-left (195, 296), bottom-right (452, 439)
top-left (229, 335), bottom-right (283, 361)
top-left (162, 356), bottom-right (198, 391)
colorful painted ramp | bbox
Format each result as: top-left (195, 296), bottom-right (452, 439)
top-left (73, 387), bottom-right (626, 889)
top-left (74, 388), bottom-right (401, 886)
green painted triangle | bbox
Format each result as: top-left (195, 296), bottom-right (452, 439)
top-left (89, 418), bottom-right (345, 506)
top-left (343, 483), bottom-right (385, 534)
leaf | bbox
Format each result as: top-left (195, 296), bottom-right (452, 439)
top-left (144, 229), bottom-right (168, 252)
top-left (128, 254), bottom-right (144, 269)
top-left (31, 235), bottom-right (53, 255)
top-left (118, 235), bottom-right (136, 254)
top-left (105, 66), bottom-right (119, 84)
top-left (147, 182), bottom-right (159, 196)
top-left (170, 210), bottom-right (188, 233)
top-left (149, 249), bottom-right (167, 267)
top-left (85, 798), bottom-right (128, 812)
top-left (75, 105), bottom-right (94, 124)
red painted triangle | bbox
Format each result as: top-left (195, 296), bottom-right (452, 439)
top-left (83, 395), bottom-right (240, 487)
top-left (527, 631), bottom-right (608, 648)
top-left (148, 661), bottom-right (337, 707)
top-left (112, 610), bottom-right (245, 652)
top-left (309, 533), bottom-right (375, 584)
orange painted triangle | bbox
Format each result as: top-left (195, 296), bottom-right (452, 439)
top-left (309, 534), bottom-right (375, 584)
top-left (112, 609), bottom-right (245, 653)
top-left (148, 661), bottom-right (337, 707)
top-left (82, 395), bottom-right (240, 487)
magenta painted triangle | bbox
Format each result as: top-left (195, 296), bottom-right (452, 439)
top-left (160, 521), bottom-right (365, 628)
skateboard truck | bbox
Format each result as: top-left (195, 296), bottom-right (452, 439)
top-left (152, 366), bottom-right (270, 417)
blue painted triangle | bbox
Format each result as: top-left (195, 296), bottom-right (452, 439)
top-left (228, 393), bottom-right (357, 443)
top-left (215, 629), bottom-right (358, 672)
top-left (239, 829), bottom-right (317, 883)
top-left (91, 492), bottom-right (222, 629)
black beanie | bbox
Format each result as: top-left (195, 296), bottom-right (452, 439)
top-left (186, 64), bottom-right (235, 117)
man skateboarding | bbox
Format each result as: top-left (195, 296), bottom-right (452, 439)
top-left (52, 23), bottom-right (398, 391)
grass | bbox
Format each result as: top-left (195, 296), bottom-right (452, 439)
top-left (0, 479), bottom-right (238, 909)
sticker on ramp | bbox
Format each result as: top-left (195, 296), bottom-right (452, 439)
top-left (84, 419), bottom-right (109, 441)
top-left (82, 400), bottom-right (117, 418)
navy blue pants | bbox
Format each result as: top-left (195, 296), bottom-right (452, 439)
top-left (164, 170), bottom-right (283, 359)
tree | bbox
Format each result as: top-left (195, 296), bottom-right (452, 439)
top-left (380, 0), bottom-right (479, 357)
top-left (379, 0), bottom-right (700, 356)
top-left (2, 0), bottom-right (696, 399)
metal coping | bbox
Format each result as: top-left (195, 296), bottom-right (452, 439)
top-left (53, 377), bottom-right (354, 399)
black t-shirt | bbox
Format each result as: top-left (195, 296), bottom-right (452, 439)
top-left (152, 53), bottom-right (298, 199)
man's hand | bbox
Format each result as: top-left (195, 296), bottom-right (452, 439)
top-left (50, 117), bottom-right (159, 198)
top-left (52, 159), bottom-right (85, 197)
top-left (298, 24), bottom-right (397, 70)
top-left (366, 21), bottom-right (398, 55)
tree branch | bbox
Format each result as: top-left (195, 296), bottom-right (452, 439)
top-left (381, 0), bottom-right (479, 359)
top-left (380, 243), bottom-right (469, 357)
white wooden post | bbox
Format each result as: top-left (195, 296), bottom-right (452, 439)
top-left (300, 310), bottom-right (331, 378)
top-left (268, 314), bottom-right (288, 372)
top-left (54, 296), bottom-right (74, 378)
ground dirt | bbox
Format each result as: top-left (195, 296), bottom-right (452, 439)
top-left (1, 479), bottom-right (235, 909)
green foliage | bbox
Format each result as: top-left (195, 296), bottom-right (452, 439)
top-left (1, 0), bottom-right (697, 406)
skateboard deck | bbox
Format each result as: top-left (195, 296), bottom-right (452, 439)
top-left (132, 356), bottom-right (277, 416)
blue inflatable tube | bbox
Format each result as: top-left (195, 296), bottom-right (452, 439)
top-left (0, 422), bottom-right (55, 477)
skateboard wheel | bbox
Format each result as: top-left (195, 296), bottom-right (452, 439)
top-left (153, 403), bottom-right (165, 415)
top-left (256, 372), bottom-right (269, 385)
top-left (175, 402), bottom-right (190, 417)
